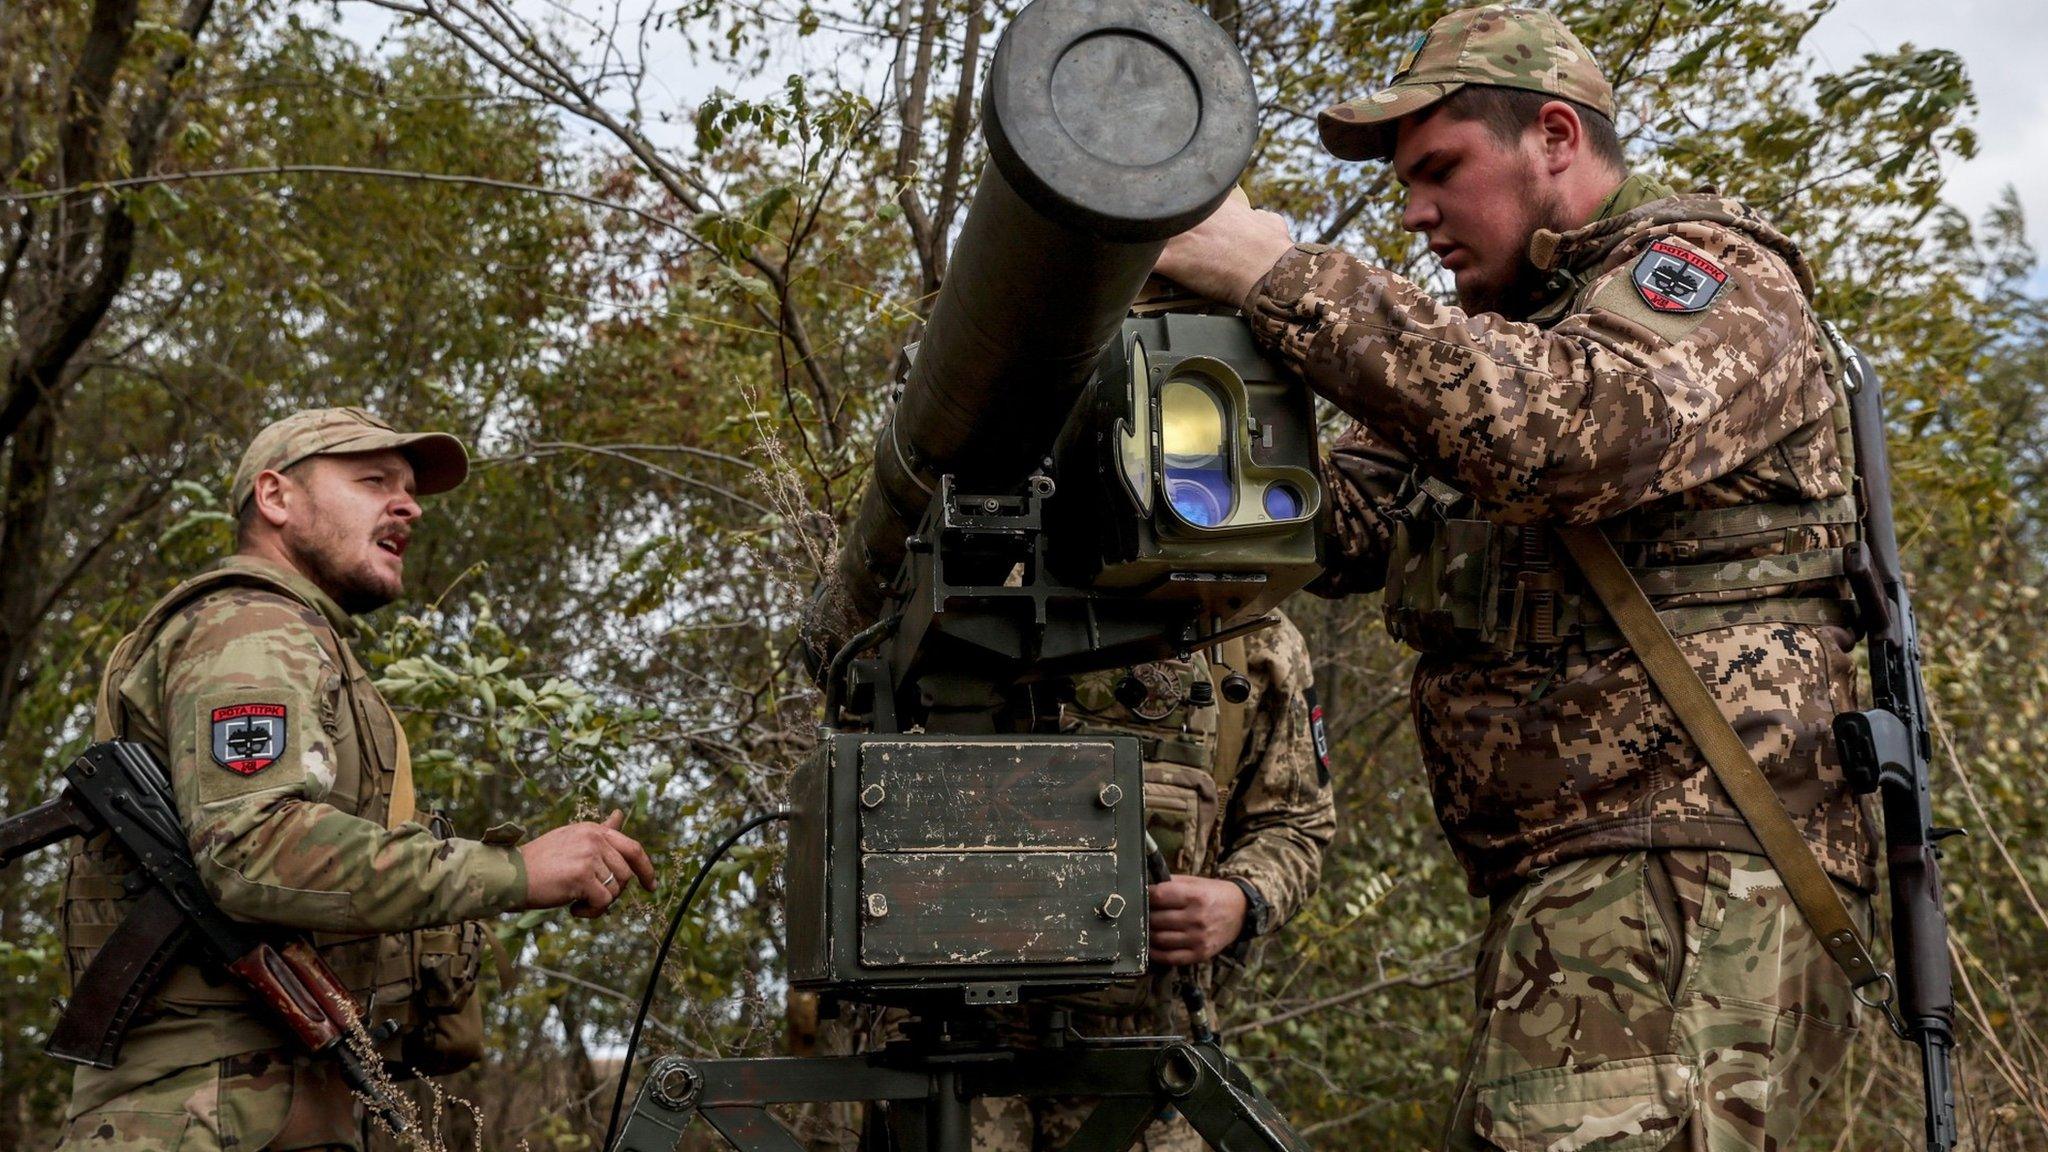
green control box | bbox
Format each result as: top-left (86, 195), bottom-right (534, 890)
top-left (786, 733), bottom-right (1148, 1004)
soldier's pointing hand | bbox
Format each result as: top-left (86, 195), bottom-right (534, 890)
top-left (518, 809), bottom-right (658, 919)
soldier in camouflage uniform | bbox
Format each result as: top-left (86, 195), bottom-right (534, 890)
top-left (56, 408), bottom-right (658, 1152)
top-left (1156, 8), bottom-right (1876, 1151)
top-left (974, 610), bottom-right (1336, 1152)
top-left (822, 612), bottom-right (1335, 1152)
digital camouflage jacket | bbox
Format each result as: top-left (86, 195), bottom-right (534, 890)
top-left (1053, 609), bottom-right (1337, 1024)
top-left (1245, 177), bottom-right (1878, 897)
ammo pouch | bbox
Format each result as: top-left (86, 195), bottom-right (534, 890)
top-left (382, 813), bottom-right (490, 1076)
top-left (1384, 472), bottom-right (1862, 658)
top-left (1384, 475), bottom-right (1573, 656)
top-left (398, 918), bottom-right (488, 1075)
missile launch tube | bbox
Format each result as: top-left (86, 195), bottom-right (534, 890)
top-left (817, 0), bottom-right (1258, 638)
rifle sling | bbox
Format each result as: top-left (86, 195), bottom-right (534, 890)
top-left (1556, 523), bottom-right (1884, 990)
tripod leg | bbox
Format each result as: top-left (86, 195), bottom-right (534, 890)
top-left (930, 1067), bottom-right (972, 1152)
top-left (1054, 1096), bottom-right (1155, 1152)
top-left (1165, 1047), bottom-right (1309, 1152)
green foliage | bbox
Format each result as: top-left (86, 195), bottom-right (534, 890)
top-left (5, 0), bottom-right (2046, 1147)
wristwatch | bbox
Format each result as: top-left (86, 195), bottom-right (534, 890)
top-left (1227, 877), bottom-right (1274, 943)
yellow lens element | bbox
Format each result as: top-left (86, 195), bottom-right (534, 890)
top-left (1160, 378), bottom-right (1233, 527)
top-left (1160, 379), bottom-right (1225, 457)
top-left (1119, 341), bottom-right (1153, 513)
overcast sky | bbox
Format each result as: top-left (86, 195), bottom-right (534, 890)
top-left (329, 0), bottom-right (2046, 293)
top-left (1814, 0), bottom-right (2048, 291)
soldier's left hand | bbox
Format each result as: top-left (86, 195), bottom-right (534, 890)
top-left (1153, 187), bottom-right (1297, 310)
top-left (1148, 875), bottom-right (1248, 965)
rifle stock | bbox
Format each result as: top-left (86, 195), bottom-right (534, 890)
top-left (45, 888), bottom-right (192, 1068)
top-left (1, 742), bottom-right (414, 1134)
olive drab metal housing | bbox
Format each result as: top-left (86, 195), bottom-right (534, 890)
top-left (1050, 313), bottom-right (1322, 600)
top-left (615, 0), bottom-right (1321, 1149)
top-left (785, 735), bottom-right (1149, 1001)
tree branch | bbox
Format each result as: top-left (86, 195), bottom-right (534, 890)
top-left (892, 0), bottom-right (943, 293)
top-left (524, 964), bottom-right (707, 1054)
top-left (1219, 941), bottom-right (1475, 1039)
top-left (0, 163), bottom-right (686, 234)
top-left (505, 441), bottom-right (776, 517)
top-left (930, 8), bottom-right (984, 275)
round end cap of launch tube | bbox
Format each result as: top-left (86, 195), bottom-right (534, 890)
top-left (984, 0), bottom-right (1258, 243)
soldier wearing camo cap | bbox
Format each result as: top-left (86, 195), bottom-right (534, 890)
top-left (56, 407), bottom-right (659, 1152)
top-left (1157, 6), bottom-right (1876, 1151)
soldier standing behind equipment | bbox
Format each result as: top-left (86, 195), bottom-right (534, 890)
top-left (807, 611), bottom-right (1335, 1152)
top-left (1158, 7), bottom-right (1876, 1151)
top-left (56, 408), bottom-right (658, 1152)
top-left (968, 611), bottom-right (1335, 1152)
top-left (987, 606), bottom-right (1327, 1139)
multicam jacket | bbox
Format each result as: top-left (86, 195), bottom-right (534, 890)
top-left (62, 555), bottom-right (527, 1118)
top-left (1244, 175), bottom-right (1877, 897)
top-left (1054, 609), bottom-right (1337, 1023)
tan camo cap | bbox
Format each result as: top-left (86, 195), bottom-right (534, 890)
top-left (230, 407), bottom-right (469, 511)
top-left (1318, 5), bottom-right (1616, 162)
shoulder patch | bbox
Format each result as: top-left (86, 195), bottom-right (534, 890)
top-left (212, 703), bottom-right (287, 775)
top-left (1303, 685), bottom-right (1332, 786)
top-left (1632, 240), bottom-right (1728, 313)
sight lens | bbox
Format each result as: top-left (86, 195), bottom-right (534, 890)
top-left (1160, 378), bottom-right (1233, 527)
top-left (1262, 482), bottom-right (1303, 521)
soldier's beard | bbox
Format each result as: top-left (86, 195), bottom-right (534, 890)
top-left (283, 506), bottom-right (403, 616)
top-left (1454, 187), bottom-right (1573, 321)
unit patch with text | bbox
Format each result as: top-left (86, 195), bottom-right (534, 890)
top-left (212, 703), bottom-right (287, 775)
top-left (1632, 240), bottom-right (1729, 313)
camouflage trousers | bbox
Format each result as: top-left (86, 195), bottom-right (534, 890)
top-left (55, 1049), bottom-right (360, 1152)
top-left (1444, 850), bottom-right (1864, 1152)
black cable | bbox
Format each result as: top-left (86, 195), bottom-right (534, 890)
top-left (823, 613), bottom-right (900, 717)
top-left (602, 808), bottom-right (793, 1152)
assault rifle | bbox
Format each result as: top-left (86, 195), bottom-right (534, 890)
top-left (1832, 334), bottom-right (1962, 1152)
top-left (0, 741), bottom-right (412, 1134)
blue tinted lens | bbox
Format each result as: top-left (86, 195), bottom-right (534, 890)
top-left (1166, 470), bottom-right (1233, 527)
top-left (1263, 483), bottom-right (1303, 520)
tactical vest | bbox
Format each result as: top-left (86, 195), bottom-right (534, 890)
top-left (62, 566), bottom-right (430, 1050)
top-left (1068, 638), bottom-right (1255, 875)
top-left (1052, 641), bottom-right (1254, 1016)
top-left (1384, 297), bottom-right (1861, 658)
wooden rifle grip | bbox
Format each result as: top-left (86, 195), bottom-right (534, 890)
top-left (276, 940), bottom-right (366, 1031)
top-left (228, 943), bottom-right (341, 1051)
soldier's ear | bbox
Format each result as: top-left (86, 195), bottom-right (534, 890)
top-left (249, 469), bottom-right (297, 531)
top-left (1533, 100), bottom-right (1582, 176)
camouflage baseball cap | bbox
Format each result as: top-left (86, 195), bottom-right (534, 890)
top-left (229, 407), bottom-right (469, 511)
top-left (1317, 6), bottom-right (1616, 162)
